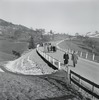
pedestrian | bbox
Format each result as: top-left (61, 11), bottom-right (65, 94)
top-left (63, 52), bottom-right (69, 66)
top-left (47, 45), bottom-right (49, 52)
top-left (50, 46), bottom-right (53, 52)
top-left (71, 51), bottom-right (78, 67)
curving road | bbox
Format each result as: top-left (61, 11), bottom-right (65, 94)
top-left (47, 39), bottom-right (99, 85)
top-left (1, 39), bottom-right (99, 85)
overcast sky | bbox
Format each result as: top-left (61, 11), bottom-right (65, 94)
top-left (0, 0), bottom-right (99, 35)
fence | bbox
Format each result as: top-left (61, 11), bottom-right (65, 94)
top-left (56, 44), bottom-right (99, 63)
top-left (70, 70), bottom-right (99, 99)
top-left (37, 46), bottom-right (99, 100)
top-left (56, 46), bottom-right (99, 99)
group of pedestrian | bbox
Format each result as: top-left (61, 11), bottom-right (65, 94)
top-left (48, 45), bottom-right (57, 52)
top-left (63, 51), bottom-right (78, 67)
top-left (44, 43), bottom-right (57, 53)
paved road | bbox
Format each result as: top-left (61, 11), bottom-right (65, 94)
top-left (45, 40), bottom-right (99, 85)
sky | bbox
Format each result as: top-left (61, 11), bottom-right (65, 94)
top-left (0, 0), bottom-right (99, 35)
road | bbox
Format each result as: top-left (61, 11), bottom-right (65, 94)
top-left (1, 39), bottom-right (99, 85)
top-left (46, 40), bottom-right (99, 85)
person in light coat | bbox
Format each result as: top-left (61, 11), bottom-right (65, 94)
top-left (71, 51), bottom-right (78, 67)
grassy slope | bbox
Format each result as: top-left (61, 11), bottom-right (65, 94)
top-left (0, 51), bottom-right (15, 62)
top-left (0, 40), bottom-right (28, 54)
top-left (58, 40), bottom-right (86, 52)
top-left (53, 34), bottom-right (69, 41)
top-left (0, 39), bottom-right (28, 62)
top-left (91, 37), bottom-right (99, 42)
top-left (0, 70), bottom-right (86, 100)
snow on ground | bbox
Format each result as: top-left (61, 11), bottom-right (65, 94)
top-left (4, 49), bottom-right (54, 75)
top-left (0, 68), bottom-right (4, 72)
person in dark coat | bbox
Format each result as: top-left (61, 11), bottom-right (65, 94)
top-left (63, 52), bottom-right (69, 65)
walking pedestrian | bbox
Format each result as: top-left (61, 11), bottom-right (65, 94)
top-left (63, 52), bottom-right (69, 66)
top-left (71, 51), bottom-right (78, 67)
top-left (47, 45), bottom-right (49, 52)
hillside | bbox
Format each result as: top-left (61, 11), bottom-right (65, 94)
top-left (0, 70), bottom-right (87, 100)
top-left (0, 19), bottom-right (34, 41)
top-left (0, 19), bottom-right (48, 61)
top-left (0, 39), bottom-right (29, 62)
